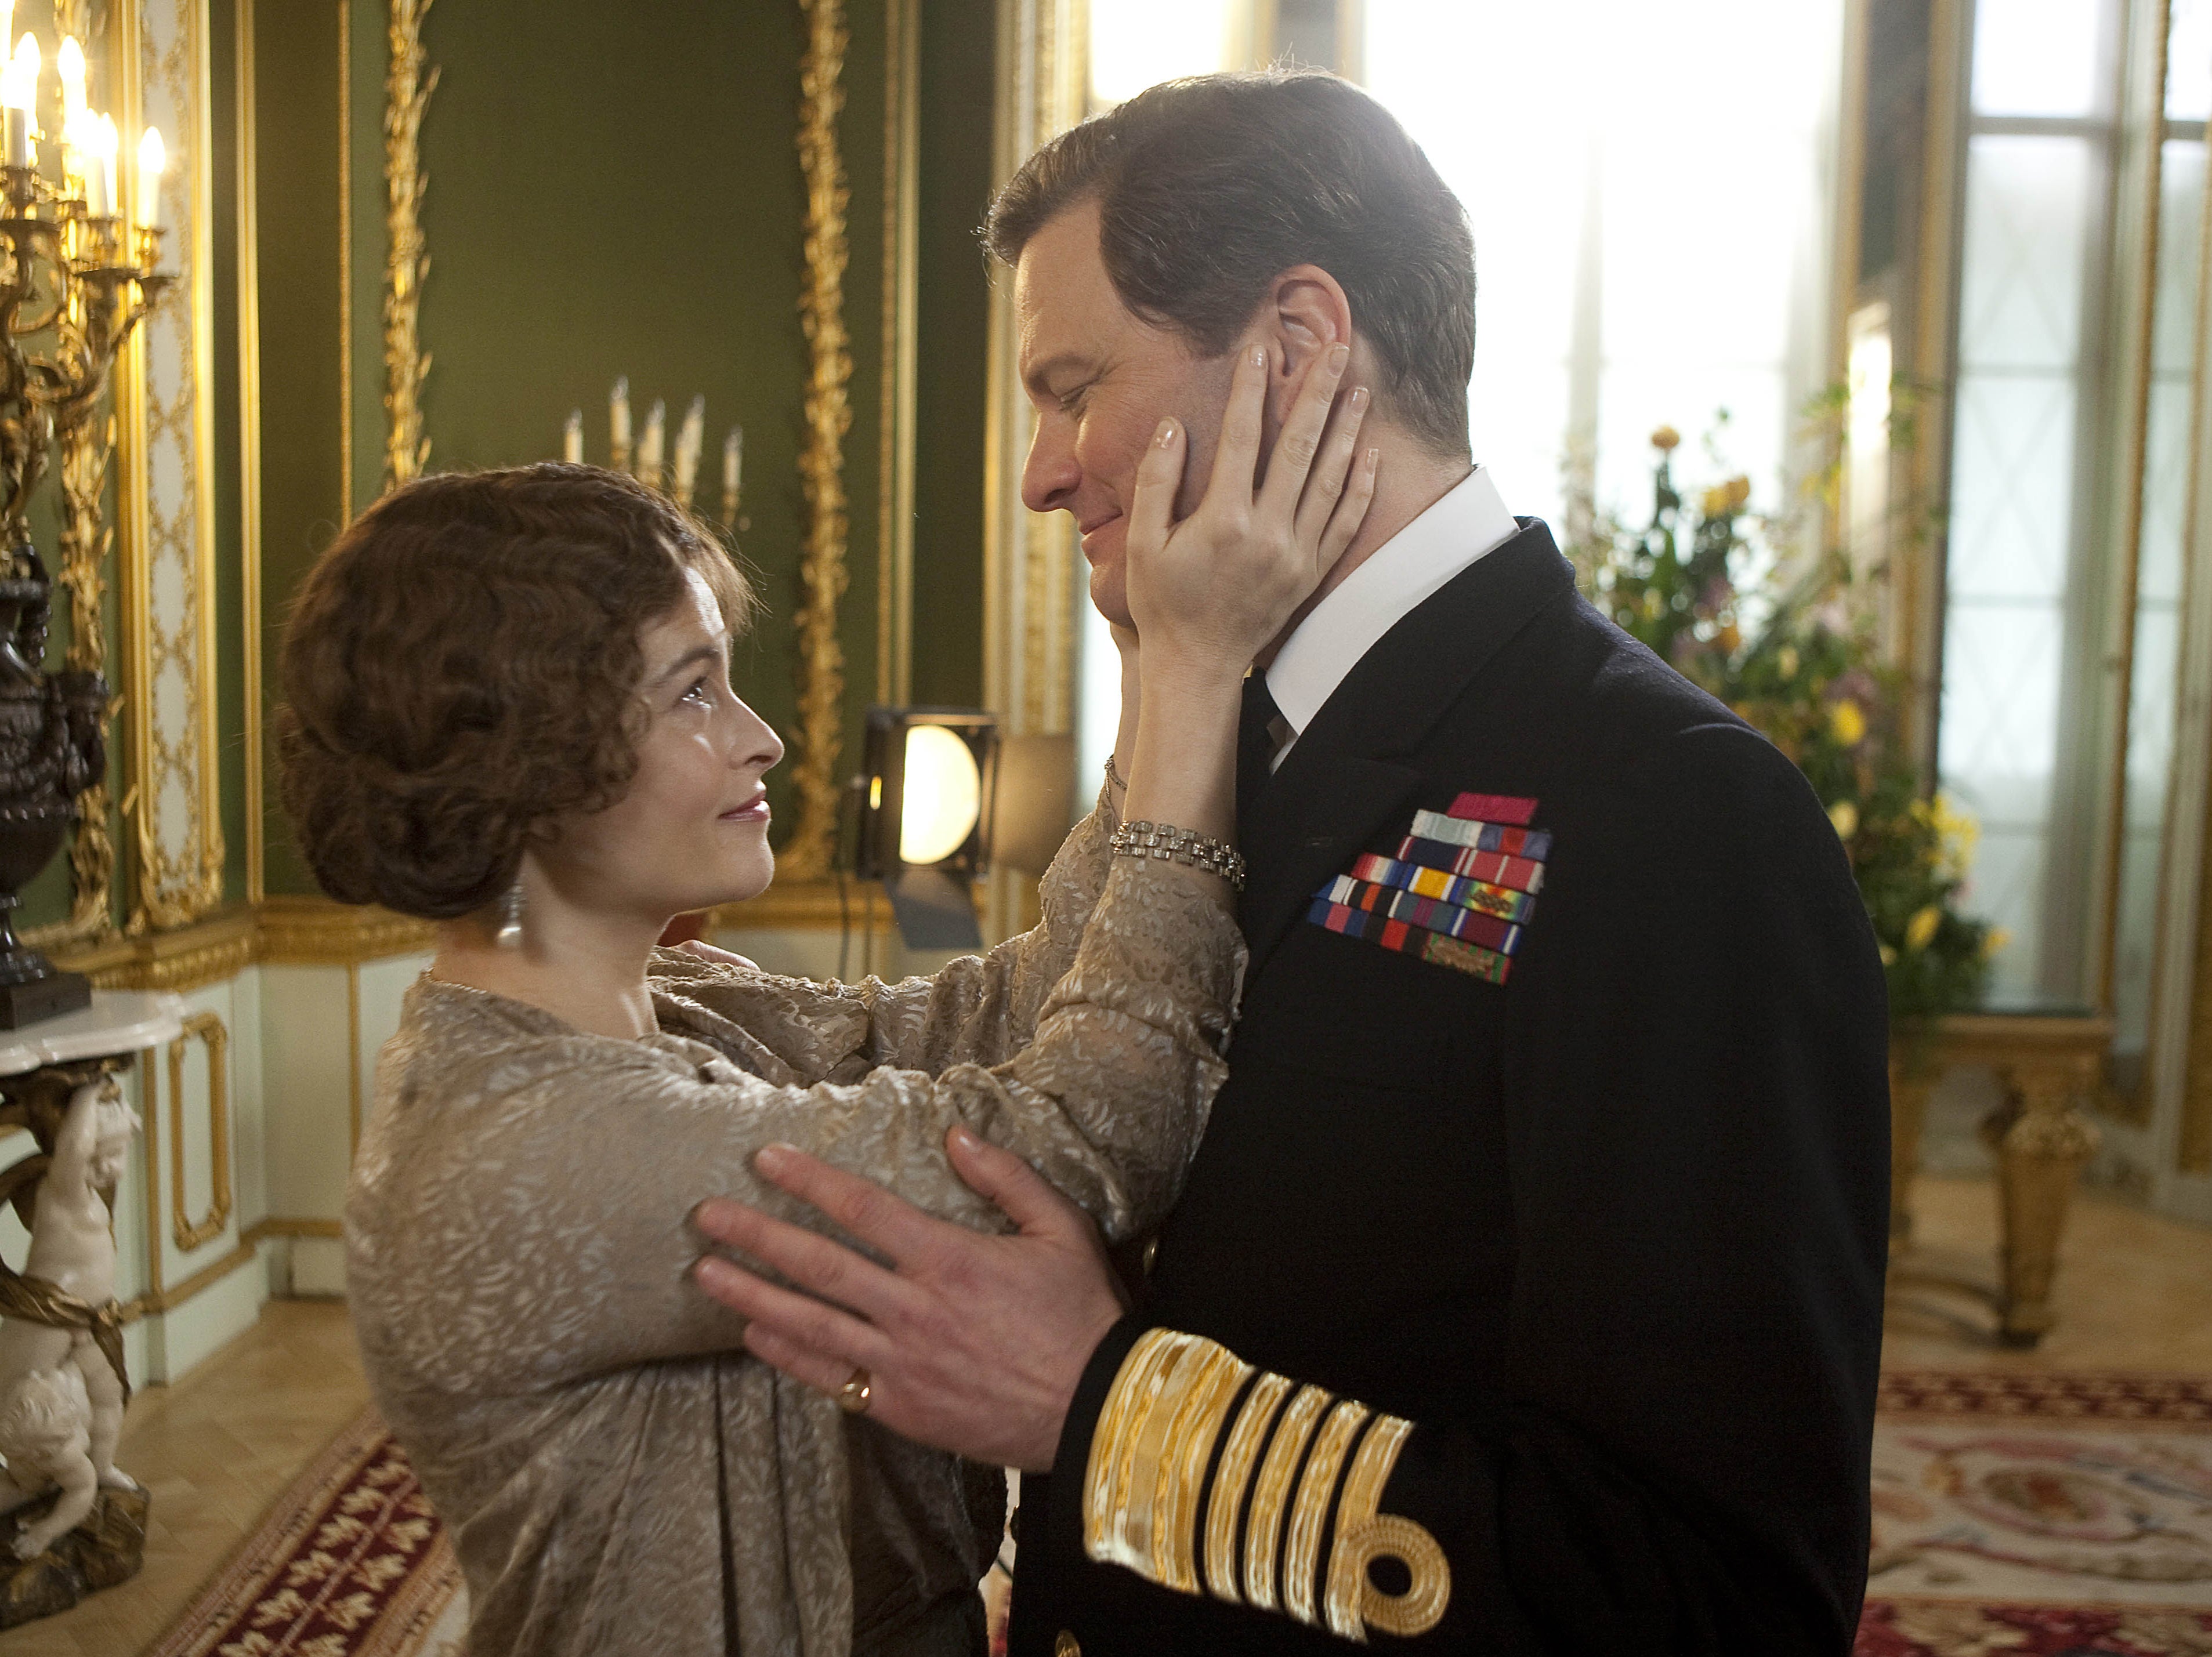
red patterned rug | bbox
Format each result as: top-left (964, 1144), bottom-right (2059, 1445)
top-left (1858, 1372), bottom-right (2212, 1655)
top-left (145, 1406), bottom-right (464, 1657)
top-left (146, 1374), bottom-right (2211, 1656)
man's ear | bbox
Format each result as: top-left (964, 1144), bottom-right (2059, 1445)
top-left (1264, 264), bottom-right (1353, 422)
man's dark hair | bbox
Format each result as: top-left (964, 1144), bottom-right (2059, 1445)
top-left (986, 70), bottom-right (1474, 456)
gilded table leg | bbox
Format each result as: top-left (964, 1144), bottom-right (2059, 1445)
top-left (1887, 1058), bottom-right (1935, 1248)
top-left (1979, 1063), bottom-right (2099, 1346)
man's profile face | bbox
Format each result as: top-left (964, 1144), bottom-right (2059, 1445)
top-left (1015, 197), bottom-right (1239, 628)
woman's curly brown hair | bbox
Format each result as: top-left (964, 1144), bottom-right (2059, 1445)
top-left (277, 463), bottom-right (756, 920)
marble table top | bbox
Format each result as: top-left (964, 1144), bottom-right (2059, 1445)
top-left (0, 991), bottom-right (188, 1078)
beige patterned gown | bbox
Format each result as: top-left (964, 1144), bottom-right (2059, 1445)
top-left (344, 796), bottom-right (1244, 1657)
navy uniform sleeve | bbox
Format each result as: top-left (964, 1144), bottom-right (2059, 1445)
top-left (1033, 721), bottom-right (1889, 1652)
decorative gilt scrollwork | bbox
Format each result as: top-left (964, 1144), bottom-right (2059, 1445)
top-left (24, 411), bottom-right (121, 951)
top-left (166, 1010), bottom-right (229, 1251)
top-left (781, 0), bottom-right (852, 883)
top-left (122, 0), bottom-right (226, 934)
top-left (382, 0), bottom-right (435, 488)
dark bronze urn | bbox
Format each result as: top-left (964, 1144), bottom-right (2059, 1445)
top-left (0, 536), bottom-right (103, 1027)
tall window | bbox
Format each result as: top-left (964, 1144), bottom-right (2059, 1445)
top-left (1936, 0), bottom-right (2126, 1007)
top-left (1073, 1), bottom-right (1851, 788)
top-left (1361, 0), bottom-right (1846, 534)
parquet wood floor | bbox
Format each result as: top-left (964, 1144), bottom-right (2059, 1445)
top-left (1884, 1176), bottom-right (2212, 1372)
top-left (0, 1299), bottom-right (368, 1657)
top-left (0, 1177), bottom-right (2206, 1652)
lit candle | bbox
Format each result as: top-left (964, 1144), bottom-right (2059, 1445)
top-left (3, 35), bottom-right (39, 172)
top-left (91, 113), bottom-right (115, 216)
top-left (55, 37), bottom-right (83, 190)
top-left (672, 396), bottom-right (704, 506)
top-left (135, 124), bottom-right (164, 230)
top-left (610, 376), bottom-right (631, 472)
top-left (563, 409), bottom-right (583, 465)
top-left (56, 38), bottom-right (82, 121)
top-left (638, 400), bottom-right (666, 490)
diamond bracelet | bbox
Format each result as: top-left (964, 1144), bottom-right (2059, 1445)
top-left (1109, 820), bottom-right (1247, 893)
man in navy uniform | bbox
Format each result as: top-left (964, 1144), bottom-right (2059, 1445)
top-left (693, 70), bottom-right (1889, 1654)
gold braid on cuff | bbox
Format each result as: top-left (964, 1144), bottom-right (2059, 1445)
top-left (1080, 1328), bottom-right (1450, 1643)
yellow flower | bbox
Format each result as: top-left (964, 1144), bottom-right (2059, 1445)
top-left (1829, 699), bottom-right (1867, 746)
top-left (1701, 484), bottom-right (1733, 518)
top-left (1982, 927), bottom-right (2010, 960)
top-left (1717, 623), bottom-right (1742, 654)
top-left (1776, 645), bottom-right (1800, 681)
top-left (1651, 425), bottom-right (1681, 452)
top-left (1726, 475), bottom-right (1752, 509)
top-left (1878, 943), bottom-right (1897, 967)
top-left (1827, 800), bottom-right (1858, 842)
top-left (1905, 905), bottom-right (1942, 951)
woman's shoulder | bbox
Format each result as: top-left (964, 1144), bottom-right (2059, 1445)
top-left (374, 976), bottom-right (706, 1129)
top-left (646, 947), bottom-right (874, 1086)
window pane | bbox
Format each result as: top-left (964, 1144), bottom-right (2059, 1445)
top-left (1938, 128), bottom-right (2101, 1003)
top-left (2170, 0), bottom-right (2212, 121)
top-left (1972, 0), bottom-right (2109, 117)
top-left (1089, 0), bottom-right (1233, 106)
top-left (1362, 0), bottom-right (1841, 524)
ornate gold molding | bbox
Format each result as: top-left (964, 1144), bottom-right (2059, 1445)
top-left (168, 1011), bottom-right (231, 1251)
top-left (257, 895), bottom-right (434, 964)
top-left (53, 897), bottom-right (432, 990)
top-left (114, 0), bottom-right (228, 935)
top-left (382, 0), bottom-right (434, 489)
top-left (877, 0), bottom-right (919, 709)
top-left (783, 0), bottom-right (852, 884)
top-left (23, 412), bottom-right (122, 952)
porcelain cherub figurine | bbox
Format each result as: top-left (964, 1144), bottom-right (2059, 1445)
top-left (0, 1077), bottom-right (139, 1557)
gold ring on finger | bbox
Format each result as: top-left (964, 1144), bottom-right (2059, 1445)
top-left (837, 1366), bottom-right (873, 1416)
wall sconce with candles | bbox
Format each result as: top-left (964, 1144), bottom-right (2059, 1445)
top-left (848, 708), bottom-right (1001, 950)
top-left (0, 10), bottom-right (169, 1024)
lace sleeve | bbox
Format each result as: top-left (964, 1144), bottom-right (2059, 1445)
top-left (347, 854), bottom-right (1240, 1399)
top-left (656, 782), bottom-right (1120, 1082)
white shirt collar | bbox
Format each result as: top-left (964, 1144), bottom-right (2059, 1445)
top-left (1264, 466), bottom-right (1517, 763)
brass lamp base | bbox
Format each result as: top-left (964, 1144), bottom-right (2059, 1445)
top-left (0, 970), bottom-right (89, 1030)
top-left (0, 1486), bottom-right (149, 1628)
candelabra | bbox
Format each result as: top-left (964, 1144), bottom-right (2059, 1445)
top-left (0, 160), bottom-right (168, 1025)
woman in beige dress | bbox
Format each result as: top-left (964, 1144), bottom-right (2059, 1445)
top-left (280, 345), bottom-right (1373, 1657)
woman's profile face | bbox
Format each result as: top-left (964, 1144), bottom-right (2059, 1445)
top-left (538, 568), bottom-right (784, 923)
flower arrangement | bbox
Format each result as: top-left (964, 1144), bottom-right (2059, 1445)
top-left (1566, 423), bottom-right (1998, 1026)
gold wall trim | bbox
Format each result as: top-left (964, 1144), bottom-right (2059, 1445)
top-left (168, 1011), bottom-right (231, 1251)
top-left (784, 0), bottom-right (853, 884)
top-left (25, 409), bottom-right (122, 952)
top-left (121, 1217), bottom-right (344, 1328)
top-left (53, 898), bottom-right (431, 988)
top-left (876, 0), bottom-right (918, 708)
top-left (77, 911), bottom-right (255, 991)
top-left (257, 895), bottom-right (433, 963)
top-left (338, 0), bottom-right (352, 524)
top-left (381, 0), bottom-right (433, 489)
top-left (116, 0), bottom-right (228, 936)
top-left (238, 0), bottom-right (265, 905)
top-left (251, 1216), bottom-right (343, 1238)
top-left (120, 1223), bottom-right (265, 1324)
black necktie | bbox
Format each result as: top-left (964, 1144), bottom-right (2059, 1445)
top-left (1237, 673), bottom-right (1281, 828)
